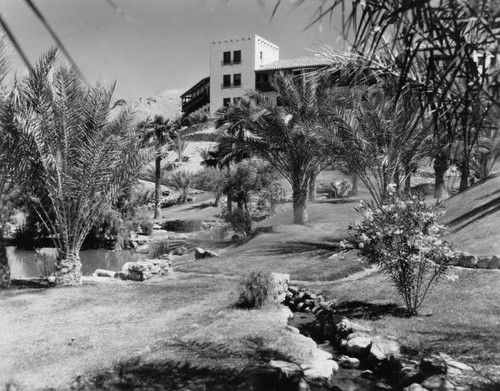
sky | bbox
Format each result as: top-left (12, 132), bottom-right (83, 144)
top-left (1, 0), bottom-right (344, 101)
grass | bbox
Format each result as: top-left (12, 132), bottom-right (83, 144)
top-left (1, 176), bottom-right (500, 389)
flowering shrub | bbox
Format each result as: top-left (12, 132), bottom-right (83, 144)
top-left (343, 185), bottom-right (454, 316)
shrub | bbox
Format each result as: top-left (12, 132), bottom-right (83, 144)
top-left (236, 271), bottom-right (270, 309)
top-left (149, 240), bottom-right (170, 259)
top-left (344, 184), bottom-right (454, 316)
top-left (221, 208), bottom-right (253, 236)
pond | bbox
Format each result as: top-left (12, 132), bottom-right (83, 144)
top-left (7, 247), bottom-right (144, 279)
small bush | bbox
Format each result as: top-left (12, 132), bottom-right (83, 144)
top-left (222, 208), bottom-right (253, 236)
top-left (344, 184), bottom-right (454, 316)
top-left (236, 271), bottom-right (270, 309)
top-left (149, 240), bottom-right (170, 259)
top-left (139, 220), bottom-right (153, 235)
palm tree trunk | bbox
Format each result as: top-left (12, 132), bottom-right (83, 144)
top-left (433, 155), bottom-right (448, 200)
top-left (54, 252), bottom-right (82, 286)
top-left (0, 228), bottom-right (10, 289)
top-left (154, 154), bottom-right (162, 219)
top-left (292, 181), bottom-right (308, 225)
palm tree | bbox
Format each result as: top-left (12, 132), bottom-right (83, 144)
top-left (216, 73), bottom-right (334, 224)
top-left (165, 170), bottom-right (194, 204)
top-left (14, 49), bottom-right (150, 286)
top-left (319, 86), bottom-right (432, 206)
top-left (139, 114), bottom-right (173, 219)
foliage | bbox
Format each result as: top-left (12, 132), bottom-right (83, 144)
top-left (192, 168), bottom-right (225, 205)
top-left (165, 170), bottom-right (194, 204)
top-left (215, 73), bottom-right (334, 224)
top-left (320, 87), bottom-right (432, 206)
top-left (184, 132), bottom-right (221, 142)
top-left (221, 208), bottom-right (254, 236)
top-left (149, 240), bottom-right (170, 259)
top-left (236, 271), bottom-right (270, 309)
top-left (13, 49), bottom-right (150, 284)
top-left (256, 182), bottom-right (287, 215)
top-left (344, 185), bottom-right (454, 315)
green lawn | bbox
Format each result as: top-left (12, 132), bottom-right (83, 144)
top-left (1, 186), bottom-right (499, 389)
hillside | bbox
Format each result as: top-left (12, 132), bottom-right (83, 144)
top-left (132, 88), bottom-right (185, 121)
top-left (441, 174), bottom-right (500, 255)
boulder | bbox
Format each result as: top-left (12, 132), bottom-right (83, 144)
top-left (338, 355), bottom-right (360, 369)
top-left (269, 360), bottom-right (304, 382)
top-left (268, 272), bottom-right (290, 302)
top-left (346, 335), bottom-right (372, 358)
top-left (121, 262), bottom-right (135, 272)
top-left (457, 252), bottom-right (478, 268)
top-left (489, 255), bottom-right (500, 269)
top-left (420, 354), bottom-right (447, 376)
top-left (398, 365), bottom-right (425, 388)
top-left (403, 384), bottom-right (427, 391)
top-left (150, 265), bottom-right (161, 274)
top-left (301, 359), bottom-right (338, 389)
top-left (421, 374), bottom-right (456, 390)
top-left (477, 256), bottom-right (491, 269)
top-left (194, 247), bottom-right (218, 259)
top-left (368, 337), bottom-right (401, 363)
top-left (135, 244), bottom-right (150, 254)
top-left (93, 269), bottom-right (116, 278)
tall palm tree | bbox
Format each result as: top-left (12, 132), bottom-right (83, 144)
top-left (139, 114), bottom-right (173, 219)
top-left (14, 49), bottom-right (150, 286)
top-left (216, 73), bottom-right (334, 224)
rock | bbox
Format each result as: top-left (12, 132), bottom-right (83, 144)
top-left (420, 354), bottom-right (447, 376)
top-left (268, 272), bottom-right (290, 301)
top-left (403, 384), bottom-right (427, 391)
top-left (374, 381), bottom-right (392, 390)
top-left (47, 275), bottom-right (56, 284)
top-left (346, 335), bottom-right (372, 358)
top-left (286, 325), bottom-right (300, 334)
top-left (93, 269), bottom-right (116, 278)
top-left (477, 256), bottom-right (491, 269)
top-left (398, 366), bottom-right (425, 388)
top-left (142, 270), bottom-right (152, 280)
top-left (194, 247), bottom-right (218, 259)
top-left (150, 265), bottom-right (161, 274)
top-left (127, 271), bottom-right (143, 281)
top-left (421, 375), bottom-right (456, 390)
top-left (135, 244), bottom-right (150, 254)
top-left (338, 355), bottom-right (360, 369)
top-left (301, 359), bottom-right (338, 388)
top-left (269, 360), bottom-right (303, 381)
top-left (368, 337), bottom-right (401, 367)
top-left (121, 262), bottom-right (135, 272)
top-left (360, 370), bottom-right (377, 380)
top-left (489, 255), bottom-right (500, 269)
top-left (152, 223), bottom-right (161, 230)
top-left (114, 271), bottom-right (129, 280)
top-left (457, 252), bottom-right (478, 268)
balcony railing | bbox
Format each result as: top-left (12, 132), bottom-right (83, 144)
top-left (221, 82), bottom-right (242, 89)
top-left (221, 60), bottom-right (242, 66)
top-left (255, 81), bottom-right (274, 92)
top-left (181, 91), bottom-right (210, 114)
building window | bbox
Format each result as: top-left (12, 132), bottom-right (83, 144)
top-left (260, 51), bottom-right (263, 61)
top-left (233, 73), bottom-right (241, 87)
top-left (233, 50), bottom-right (241, 64)
top-left (223, 98), bottom-right (231, 107)
top-left (223, 74), bottom-right (231, 88)
top-left (233, 97), bottom-right (241, 104)
top-left (223, 51), bottom-right (231, 65)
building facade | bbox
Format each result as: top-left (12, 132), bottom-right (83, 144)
top-left (181, 35), bottom-right (330, 117)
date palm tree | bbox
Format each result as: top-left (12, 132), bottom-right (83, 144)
top-left (14, 49), bottom-right (150, 286)
top-left (139, 114), bottom-right (173, 219)
top-left (216, 73), bottom-right (334, 224)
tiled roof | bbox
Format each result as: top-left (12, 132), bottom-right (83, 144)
top-left (257, 57), bottom-right (331, 71)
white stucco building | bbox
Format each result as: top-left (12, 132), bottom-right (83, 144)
top-left (181, 35), bottom-right (330, 116)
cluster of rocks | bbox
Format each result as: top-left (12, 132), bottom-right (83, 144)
top-left (281, 286), bottom-right (336, 314)
top-left (453, 252), bottom-right (500, 269)
top-left (93, 257), bottom-right (173, 281)
top-left (294, 299), bottom-right (476, 390)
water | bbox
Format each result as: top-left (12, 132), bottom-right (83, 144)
top-left (7, 247), bottom-right (143, 278)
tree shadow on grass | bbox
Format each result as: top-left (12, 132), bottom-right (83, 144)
top-left (258, 240), bottom-right (344, 257)
top-left (334, 300), bottom-right (410, 320)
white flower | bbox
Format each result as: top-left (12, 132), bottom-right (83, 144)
top-left (358, 242), bottom-right (365, 249)
top-left (363, 210), bottom-right (374, 221)
top-left (387, 183), bottom-right (397, 195)
top-left (360, 233), bottom-right (370, 242)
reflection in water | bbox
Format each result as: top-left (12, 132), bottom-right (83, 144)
top-left (7, 247), bottom-right (143, 278)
